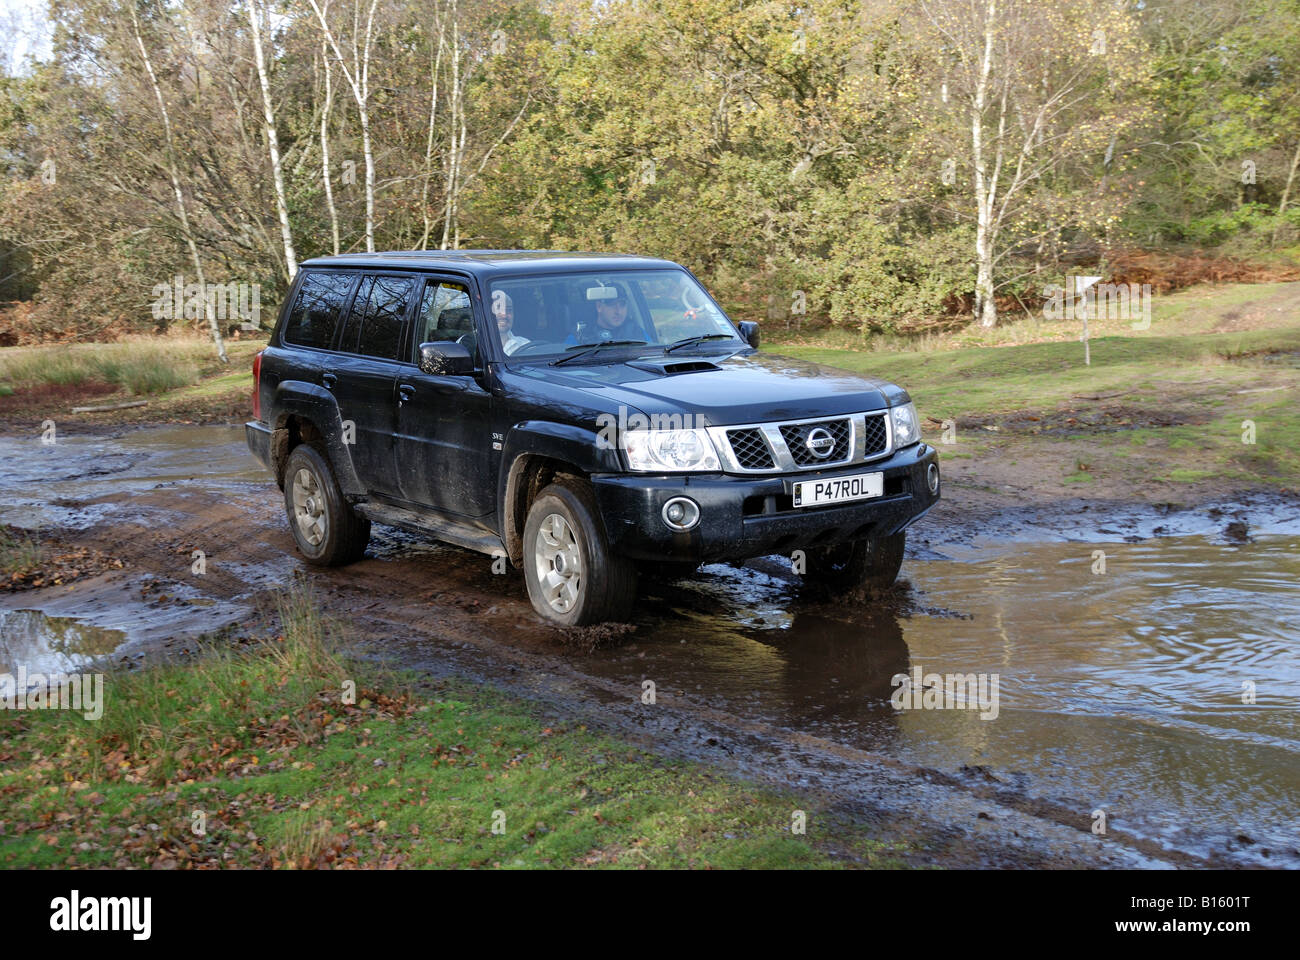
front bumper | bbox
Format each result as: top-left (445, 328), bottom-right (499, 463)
top-left (591, 442), bottom-right (940, 562)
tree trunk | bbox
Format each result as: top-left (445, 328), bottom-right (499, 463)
top-left (248, 0), bottom-right (298, 279)
top-left (359, 101), bottom-right (376, 252)
top-left (131, 9), bottom-right (228, 362)
top-left (1273, 137), bottom-right (1300, 246)
top-left (441, 9), bottom-right (461, 251)
top-left (308, 0), bottom-right (379, 252)
top-left (419, 15), bottom-right (446, 250)
top-left (320, 44), bottom-right (340, 255)
top-left (972, 0), bottom-right (999, 328)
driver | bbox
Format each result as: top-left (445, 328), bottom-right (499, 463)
top-left (565, 283), bottom-right (646, 346)
top-left (492, 291), bottom-right (530, 355)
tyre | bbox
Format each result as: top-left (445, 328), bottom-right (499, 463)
top-left (283, 443), bottom-right (371, 566)
top-left (523, 479), bottom-right (637, 626)
top-left (804, 531), bottom-right (905, 592)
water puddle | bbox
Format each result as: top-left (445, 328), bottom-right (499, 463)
top-left (581, 535), bottom-right (1300, 864)
top-left (0, 425), bottom-right (268, 528)
top-left (0, 609), bottom-right (126, 682)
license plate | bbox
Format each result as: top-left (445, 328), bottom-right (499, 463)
top-left (792, 472), bottom-right (884, 508)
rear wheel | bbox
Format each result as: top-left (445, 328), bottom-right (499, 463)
top-left (523, 480), bottom-right (637, 626)
top-left (804, 531), bottom-right (905, 592)
top-left (283, 444), bottom-right (371, 566)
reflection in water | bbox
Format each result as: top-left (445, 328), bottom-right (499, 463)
top-left (584, 567), bottom-right (913, 744)
top-left (0, 609), bottom-right (125, 693)
top-left (590, 537), bottom-right (1300, 863)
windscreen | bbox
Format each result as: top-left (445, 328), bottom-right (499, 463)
top-left (485, 269), bottom-right (740, 359)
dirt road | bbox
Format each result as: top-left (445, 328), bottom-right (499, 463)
top-left (3, 424), bottom-right (1298, 868)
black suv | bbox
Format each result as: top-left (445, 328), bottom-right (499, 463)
top-left (246, 251), bottom-right (940, 625)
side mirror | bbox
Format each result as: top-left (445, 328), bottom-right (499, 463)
top-left (418, 341), bottom-right (474, 376)
top-left (737, 321), bottom-right (760, 349)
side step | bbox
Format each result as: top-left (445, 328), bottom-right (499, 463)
top-left (354, 501), bottom-right (505, 557)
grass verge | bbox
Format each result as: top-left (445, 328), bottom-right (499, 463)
top-left (768, 291), bottom-right (1300, 493)
top-left (0, 526), bottom-right (44, 579)
top-left (0, 337), bottom-right (260, 425)
top-left (0, 583), bottom-right (908, 869)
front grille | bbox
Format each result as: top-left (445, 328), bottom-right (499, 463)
top-left (710, 409), bottom-right (893, 473)
top-left (779, 418), bottom-right (851, 466)
top-left (726, 428), bottom-right (775, 469)
top-left (861, 413), bottom-right (888, 456)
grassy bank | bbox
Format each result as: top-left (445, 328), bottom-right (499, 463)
top-left (0, 336), bottom-right (259, 425)
top-left (0, 585), bottom-right (906, 869)
top-left (768, 282), bottom-right (1300, 494)
top-left (0, 526), bottom-right (43, 579)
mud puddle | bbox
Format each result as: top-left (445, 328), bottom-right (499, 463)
top-left (0, 610), bottom-right (125, 693)
top-left (0, 425), bottom-right (265, 529)
top-left (2, 425), bottom-right (1298, 867)
top-left (568, 536), bottom-right (1300, 865)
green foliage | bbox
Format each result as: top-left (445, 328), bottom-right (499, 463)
top-left (0, 0), bottom-right (1296, 338)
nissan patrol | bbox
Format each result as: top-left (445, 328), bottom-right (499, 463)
top-left (245, 251), bottom-right (940, 625)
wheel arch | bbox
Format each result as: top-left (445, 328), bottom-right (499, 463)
top-left (498, 421), bottom-right (622, 567)
top-left (268, 381), bottom-right (364, 497)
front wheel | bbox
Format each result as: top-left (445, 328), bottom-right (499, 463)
top-left (283, 444), bottom-right (371, 566)
top-left (804, 531), bottom-right (906, 592)
top-left (523, 480), bottom-right (637, 626)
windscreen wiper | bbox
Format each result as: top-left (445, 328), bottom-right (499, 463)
top-left (550, 339), bottom-right (648, 366)
top-left (663, 333), bottom-right (736, 353)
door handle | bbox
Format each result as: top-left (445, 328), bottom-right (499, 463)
top-left (321, 373), bottom-right (337, 390)
top-left (398, 384), bottom-right (416, 404)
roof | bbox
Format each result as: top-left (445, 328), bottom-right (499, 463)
top-left (298, 250), bottom-right (680, 276)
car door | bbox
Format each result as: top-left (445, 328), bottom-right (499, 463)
top-left (393, 276), bottom-right (496, 520)
top-left (275, 268), bottom-right (358, 411)
top-left (330, 273), bottom-right (417, 501)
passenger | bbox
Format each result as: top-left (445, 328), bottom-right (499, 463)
top-left (492, 292), bottom-right (530, 355)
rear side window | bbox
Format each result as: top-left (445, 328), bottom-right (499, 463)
top-left (339, 275), bottom-right (415, 361)
top-left (281, 271), bottom-right (355, 349)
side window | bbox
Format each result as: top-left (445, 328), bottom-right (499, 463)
top-left (337, 276), bottom-right (373, 353)
top-left (417, 280), bottom-right (473, 343)
top-left (338, 275), bottom-right (415, 361)
top-left (281, 271), bottom-right (355, 349)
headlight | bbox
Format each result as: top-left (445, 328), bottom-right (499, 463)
top-left (891, 402), bottom-right (921, 447)
top-left (623, 429), bottom-right (721, 472)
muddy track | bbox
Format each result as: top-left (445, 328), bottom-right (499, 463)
top-left (37, 493), bottom-right (1176, 868)
top-left (3, 426), bottom-right (1298, 869)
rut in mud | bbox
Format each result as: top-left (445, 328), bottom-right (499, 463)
top-left (2, 425), bottom-right (1299, 868)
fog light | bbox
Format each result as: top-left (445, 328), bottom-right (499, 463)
top-left (927, 463), bottom-right (941, 494)
top-left (662, 497), bottom-right (700, 531)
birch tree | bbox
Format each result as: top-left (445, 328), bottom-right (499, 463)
top-left (246, 0), bottom-right (298, 278)
top-left (319, 41), bottom-right (341, 254)
top-left (129, 5), bottom-right (228, 361)
top-left (307, 0), bottom-right (380, 252)
top-left (436, 0), bottom-right (532, 249)
top-left (912, 0), bottom-right (1149, 326)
